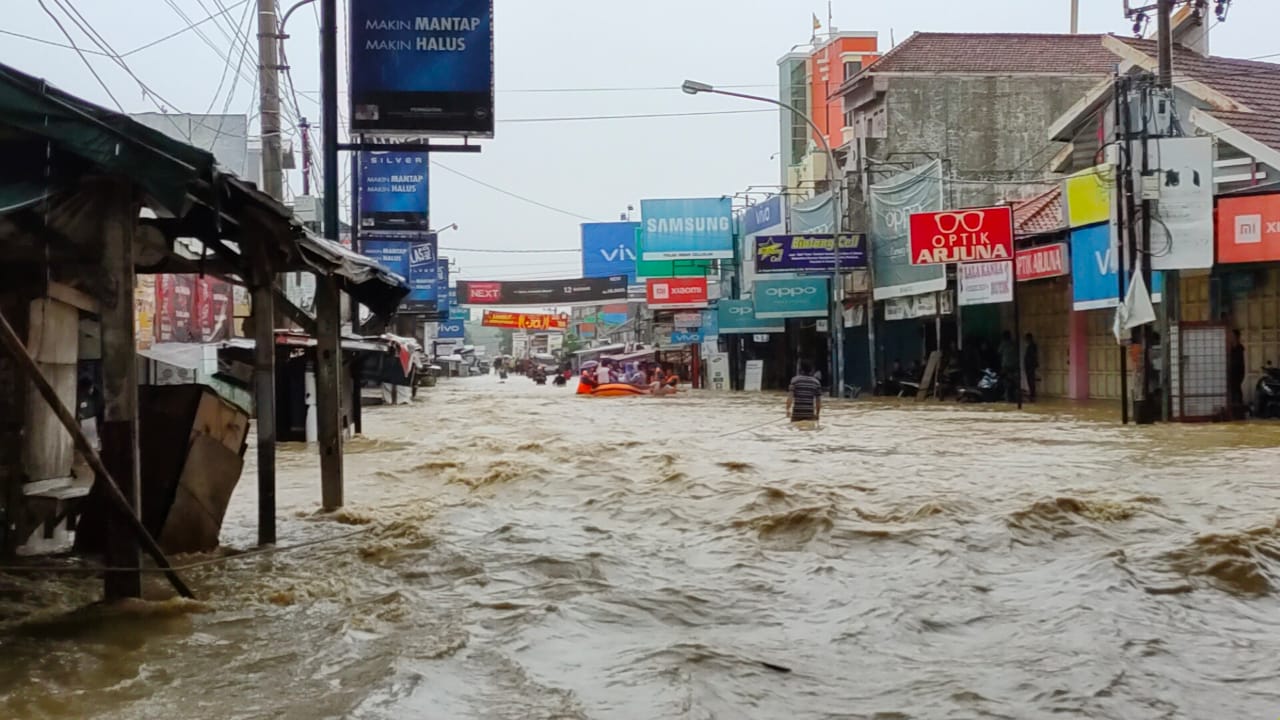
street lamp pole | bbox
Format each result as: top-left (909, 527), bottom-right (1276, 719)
top-left (683, 80), bottom-right (845, 397)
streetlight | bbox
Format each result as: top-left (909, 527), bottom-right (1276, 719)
top-left (432, 222), bottom-right (459, 234)
top-left (682, 79), bottom-right (846, 398)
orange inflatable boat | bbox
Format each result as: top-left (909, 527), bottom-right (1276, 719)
top-left (585, 382), bottom-right (650, 397)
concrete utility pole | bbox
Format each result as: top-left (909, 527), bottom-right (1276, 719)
top-left (1156, 0), bottom-right (1175, 88)
top-left (1070, 0), bottom-right (1080, 34)
top-left (256, 0), bottom-right (283, 201)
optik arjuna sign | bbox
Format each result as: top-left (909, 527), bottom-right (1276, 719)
top-left (908, 206), bottom-right (1015, 265)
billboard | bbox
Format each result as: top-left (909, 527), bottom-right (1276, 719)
top-left (481, 311), bottom-right (568, 332)
top-left (870, 160), bottom-right (947, 299)
top-left (958, 261), bottom-right (1014, 306)
top-left (718, 299), bottom-right (784, 334)
top-left (581, 222), bottom-right (640, 282)
top-left (1070, 223), bottom-right (1163, 311)
top-left (640, 197), bottom-right (734, 260)
top-left (362, 233), bottom-right (439, 313)
top-left (1218, 193), bottom-right (1280, 264)
top-left (1149, 137), bottom-right (1214, 270)
top-left (1016, 243), bottom-right (1069, 281)
top-left (908, 206), bottom-right (1014, 265)
top-left (349, 0), bottom-right (494, 136)
top-left (752, 277), bottom-right (829, 319)
top-left (358, 151), bottom-right (429, 231)
top-left (741, 195), bottom-right (786, 297)
top-left (437, 319), bottom-right (465, 339)
top-left (754, 234), bottom-right (867, 273)
top-left (635, 234), bottom-right (712, 280)
top-left (458, 275), bottom-right (627, 307)
top-left (646, 277), bottom-right (709, 310)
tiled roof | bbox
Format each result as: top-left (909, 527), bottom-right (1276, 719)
top-left (1116, 37), bottom-right (1280, 153)
top-left (1013, 186), bottom-right (1065, 237)
top-left (864, 33), bottom-right (1122, 75)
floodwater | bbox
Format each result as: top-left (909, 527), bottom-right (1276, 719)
top-left (3, 378), bottom-right (1280, 719)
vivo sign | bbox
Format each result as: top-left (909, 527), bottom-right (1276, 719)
top-left (752, 278), bottom-right (829, 319)
top-left (581, 222), bottom-right (641, 282)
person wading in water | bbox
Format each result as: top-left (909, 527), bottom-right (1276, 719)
top-left (787, 361), bottom-right (823, 423)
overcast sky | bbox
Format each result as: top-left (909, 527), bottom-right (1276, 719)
top-left (1, 1), bottom-right (1275, 281)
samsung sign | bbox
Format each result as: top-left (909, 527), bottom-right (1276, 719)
top-left (752, 277), bottom-right (829, 319)
top-left (640, 197), bottom-right (734, 261)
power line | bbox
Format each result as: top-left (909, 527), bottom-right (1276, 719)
top-left (121, 0), bottom-right (252, 57)
top-left (502, 83), bottom-right (775, 94)
top-left (441, 246), bottom-right (581, 254)
top-left (0, 27), bottom-right (107, 55)
top-left (501, 108), bottom-right (773, 124)
top-left (35, 0), bottom-right (123, 111)
top-left (431, 162), bottom-right (599, 221)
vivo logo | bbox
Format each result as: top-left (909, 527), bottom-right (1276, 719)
top-left (599, 245), bottom-right (636, 263)
top-left (751, 205), bottom-right (773, 226)
top-left (766, 286), bottom-right (818, 298)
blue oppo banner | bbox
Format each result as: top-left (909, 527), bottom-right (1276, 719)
top-left (359, 151), bottom-right (428, 231)
top-left (752, 277), bottom-right (830, 319)
top-left (754, 234), bottom-right (868, 273)
top-left (640, 198), bottom-right (734, 260)
top-left (349, 0), bottom-right (494, 136)
top-left (363, 233), bottom-right (438, 312)
top-left (438, 319), bottom-right (465, 339)
top-left (581, 222), bottom-right (640, 283)
top-left (1070, 223), bottom-right (1163, 311)
top-left (718, 299), bottom-right (785, 334)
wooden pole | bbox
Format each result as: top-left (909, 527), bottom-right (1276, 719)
top-left (251, 282), bottom-right (277, 545)
top-left (314, 274), bottom-right (344, 509)
top-left (0, 308), bottom-right (194, 599)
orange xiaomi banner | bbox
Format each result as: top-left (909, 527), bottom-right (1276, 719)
top-left (1218, 193), bottom-right (1280, 264)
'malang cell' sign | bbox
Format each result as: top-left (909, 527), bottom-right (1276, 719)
top-left (753, 234), bottom-right (868, 273)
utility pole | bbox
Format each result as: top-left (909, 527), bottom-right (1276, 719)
top-left (300, 117), bottom-right (311, 196)
top-left (1070, 0), bottom-right (1080, 33)
top-left (256, 0), bottom-right (283, 201)
top-left (1156, 0), bottom-right (1175, 88)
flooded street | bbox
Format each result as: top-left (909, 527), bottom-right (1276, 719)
top-left (3, 378), bottom-right (1280, 719)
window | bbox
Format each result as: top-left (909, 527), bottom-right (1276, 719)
top-left (843, 59), bottom-right (864, 81)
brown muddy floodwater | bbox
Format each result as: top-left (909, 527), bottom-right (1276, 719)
top-left (3, 377), bottom-right (1280, 719)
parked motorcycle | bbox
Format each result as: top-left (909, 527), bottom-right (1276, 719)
top-left (957, 368), bottom-right (1004, 403)
top-left (1253, 362), bottom-right (1280, 418)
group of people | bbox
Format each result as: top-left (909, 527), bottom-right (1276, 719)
top-left (883, 331), bottom-right (1041, 403)
top-left (578, 358), bottom-right (681, 395)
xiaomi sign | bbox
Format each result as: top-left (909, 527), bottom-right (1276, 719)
top-left (646, 277), bottom-right (709, 309)
top-left (1218, 194), bottom-right (1280, 264)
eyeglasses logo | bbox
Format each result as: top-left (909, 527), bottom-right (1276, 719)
top-left (932, 211), bottom-right (987, 234)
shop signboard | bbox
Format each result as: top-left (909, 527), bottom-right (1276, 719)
top-left (740, 194), bottom-right (787, 297)
top-left (581, 222), bottom-right (640, 283)
top-left (870, 160), bottom-right (947, 299)
top-left (1217, 193), bottom-right (1280, 264)
top-left (717, 299), bottom-right (785, 334)
top-left (705, 352), bottom-right (730, 391)
top-left (481, 311), bottom-right (568, 332)
top-left (358, 151), bottom-right (429, 231)
top-left (639, 197), bottom-right (734, 260)
top-left (438, 319), bottom-right (466, 339)
top-left (1064, 166), bottom-right (1113, 228)
top-left (908, 205), bottom-right (1014, 265)
top-left (1149, 137), bottom-right (1214, 270)
top-left (673, 312), bottom-right (701, 328)
top-left (458, 275), bottom-right (627, 307)
top-left (754, 234), bottom-right (868, 273)
top-left (634, 234), bottom-right (712, 281)
top-left (666, 329), bottom-right (704, 345)
top-left (752, 277), bottom-right (829, 319)
top-left (646, 277), bottom-right (709, 310)
top-left (743, 360), bottom-right (765, 392)
top-left (1016, 243), bottom-right (1069, 281)
top-left (349, 0), bottom-right (494, 136)
top-left (363, 233), bottom-right (438, 312)
top-left (958, 261), bottom-right (1014, 307)
top-left (1070, 223), bottom-right (1163, 311)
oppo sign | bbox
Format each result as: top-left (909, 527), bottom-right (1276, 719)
top-left (765, 286), bottom-right (818, 298)
top-left (752, 278), bottom-right (828, 320)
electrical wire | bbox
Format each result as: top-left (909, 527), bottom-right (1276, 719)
top-left (121, 0), bottom-right (252, 57)
top-left (501, 109), bottom-right (773, 124)
top-left (441, 246), bottom-right (580, 254)
top-left (35, 0), bottom-right (123, 111)
top-left (431, 162), bottom-right (600, 221)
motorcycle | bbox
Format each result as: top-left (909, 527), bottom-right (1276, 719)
top-left (957, 368), bottom-right (1004, 403)
top-left (1253, 362), bottom-right (1280, 418)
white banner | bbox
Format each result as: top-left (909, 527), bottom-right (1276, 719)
top-left (705, 352), bottom-right (730, 391)
top-left (1149, 136), bottom-right (1214, 271)
top-left (958, 261), bottom-right (1014, 306)
top-left (744, 360), bottom-right (765, 392)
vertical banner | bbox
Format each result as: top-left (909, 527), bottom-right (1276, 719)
top-left (171, 274), bottom-right (195, 342)
top-left (155, 275), bottom-right (174, 343)
top-left (640, 198), bottom-right (734, 260)
top-left (741, 194), bottom-right (787, 297)
top-left (358, 151), bottom-right (429, 231)
top-left (349, 0), bottom-right (495, 136)
top-left (870, 160), bottom-right (947, 299)
top-left (135, 275), bottom-right (156, 349)
top-left (1148, 136), bottom-right (1214, 271)
top-left (581, 222), bottom-right (640, 283)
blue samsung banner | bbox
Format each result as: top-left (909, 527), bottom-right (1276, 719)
top-left (717, 299), bottom-right (785, 334)
top-left (581, 222), bottom-right (640, 283)
top-left (438, 319), bottom-right (465, 339)
top-left (752, 277), bottom-right (830, 320)
top-left (640, 198), bottom-right (734, 260)
top-left (363, 233), bottom-right (439, 313)
top-left (754, 234), bottom-right (868, 273)
top-left (1070, 223), bottom-right (1163, 311)
top-left (359, 151), bottom-right (429, 231)
top-left (349, 0), bottom-right (494, 136)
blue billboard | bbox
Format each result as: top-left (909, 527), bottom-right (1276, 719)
top-left (754, 234), bottom-right (868, 273)
top-left (359, 151), bottom-right (428, 231)
top-left (718, 299), bottom-right (785, 334)
top-left (349, 0), bottom-right (494, 136)
top-left (581, 222), bottom-right (640, 283)
top-left (362, 233), bottom-right (438, 312)
top-left (752, 277), bottom-right (830, 320)
top-left (640, 198), bottom-right (734, 261)
top-left (743, 195), bottom-right (784, 236)
top-left (1070, 224), bottom-right (1163, 311)
top-left (667, 329), bottom-right (704, 345)
top-left (438, 319), bottom-right (465, 339)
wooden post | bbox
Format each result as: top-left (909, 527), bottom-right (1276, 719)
top-left (251, 282), bottom-right (277, 545)
top-left (314, 274), bottom-right (344, 509)
top-left (98, 181), bottom-right (142, 599)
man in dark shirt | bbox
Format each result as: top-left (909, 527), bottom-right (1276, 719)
top-left (788, 361), bottom-right (823, 422)
top-left (1023, 333), bottom-right (1040, 402)
top-left (1229, 329), bottom-right (1246, 415)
